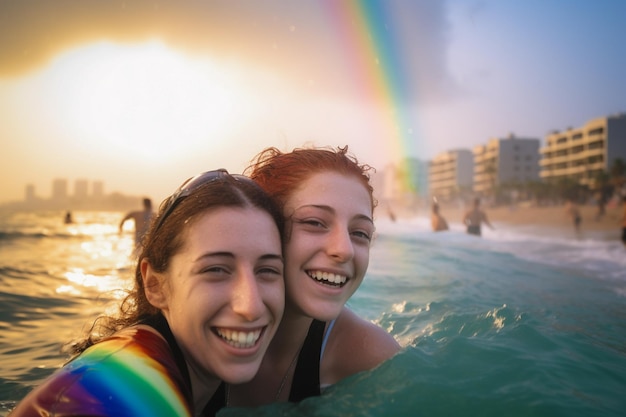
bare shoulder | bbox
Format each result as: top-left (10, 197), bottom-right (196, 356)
top-left (321, 308), bottom-right (400, 384)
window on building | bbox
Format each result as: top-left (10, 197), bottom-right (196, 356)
top-left (588, 127), bottom-right (604, 136)
top-left (588, 141), bottom-right (604, 150)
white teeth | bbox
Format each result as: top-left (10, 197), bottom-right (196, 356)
top-left (216, 328), bottom-right (262, 348)
top-left (308, 271), bottom-right (347, 285)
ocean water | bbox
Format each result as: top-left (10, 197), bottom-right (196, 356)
top-left (1, 211), bottom-right (625, 417)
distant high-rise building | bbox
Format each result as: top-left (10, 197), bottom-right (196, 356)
top-left (25, 184), bottom-right (36, 202)
top-left (92, 181), bottom-right (104, 198)
top-left (473, 134), bottom-right (540, 196)
top-left (52, 178), bottom-right (68, 200)
top-left (540, 113), bottom-right (626, 187)
top-left (405, 158), bottom-right (429, 198)
top-left (375, 159), bottom-right (428, 201)
top-left (74, 179), bottom-right (89, 199)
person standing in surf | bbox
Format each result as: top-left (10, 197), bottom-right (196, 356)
top-left (565, 198), bottom-right (582, 236)
top-left (463, 197), bottom-right (494, 236)
top-left (119, 197), bottom-right (155, 250)
top-left (431, 201), bottom-right (449, 232)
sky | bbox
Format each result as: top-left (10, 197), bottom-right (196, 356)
top-left (1, 0), bottom-right (626, 205)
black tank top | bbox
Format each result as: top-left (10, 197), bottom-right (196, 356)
top-left (289, 319), bottom-right (326, 401)
top-left (201, 319), bottom-right (326, 413)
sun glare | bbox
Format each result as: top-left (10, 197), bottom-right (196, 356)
top-left (42, 41), bottom-right (251, 161)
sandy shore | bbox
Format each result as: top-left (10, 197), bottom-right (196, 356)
top-left (389, 200), bottom-right (624, 241)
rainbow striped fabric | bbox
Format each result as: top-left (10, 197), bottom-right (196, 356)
top-left (10, 327), bottom-right (192, 416)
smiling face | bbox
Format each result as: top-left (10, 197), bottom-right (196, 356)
top-left (283, 171), bottom-right (374, 321)
top-left (143, 206), bottom-right (284, 384)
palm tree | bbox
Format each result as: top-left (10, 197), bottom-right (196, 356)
top-left (610, 158), bottom-right (625, 187)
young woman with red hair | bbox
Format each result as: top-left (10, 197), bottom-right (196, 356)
top-left (225, 146), bottom-right (400, 406)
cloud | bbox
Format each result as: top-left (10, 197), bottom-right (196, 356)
top-left (0, 0), bottom-right (458, 104)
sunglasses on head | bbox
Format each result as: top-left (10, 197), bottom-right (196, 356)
top-left (152, 169), bottom-right (256, 234)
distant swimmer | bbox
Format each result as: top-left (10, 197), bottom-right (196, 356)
top-left (431, 202), bottom-right (449, 232)
top-left (119, 197), bottom-right (154, 249)
top-left (463, 198), bottom-right (494, 236)
top-left (64, 211), bottom-right (73, 224)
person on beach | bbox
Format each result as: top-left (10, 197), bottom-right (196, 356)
top-left (594, 191), bottom-right (606, 221)
top-left (119, 197), bottom-right (155, 250)
top-left (621, 195), bottom-right (626, 246)
top-left (463, 197), bottom-right (494, 236)
top-left (224, 146), bottom-right (401, 407)
top-left (431, 201), bottom-right (449, 232)
top-left (565, 199), bottom-right (582, 235)
top-left (10, 170), bottom-right (285, 417)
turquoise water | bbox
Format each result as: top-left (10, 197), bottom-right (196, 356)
top-left (1, 211), bottom-right (625, 416)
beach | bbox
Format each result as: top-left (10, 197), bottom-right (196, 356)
top-left (392, 200), bottom-right (624, 242)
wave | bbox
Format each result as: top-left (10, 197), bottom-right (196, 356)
top-left (0, 229), bottom-right (121, 242)
top-left (0, 230), bottom-right (73, 241)
top-left (374, 216), bottom-right (626, 283)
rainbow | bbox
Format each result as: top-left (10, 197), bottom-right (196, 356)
top-left (322, 0), bottom-right (422, 192)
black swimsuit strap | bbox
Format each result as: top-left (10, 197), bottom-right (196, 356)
top-left (201, 383), bottom-right (226, 417)
top-left (202, 320), bottom-right (327, 411)
top-left (289, 319), bottom-right (326, 402)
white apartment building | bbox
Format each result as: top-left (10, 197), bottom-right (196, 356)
top-left (539, 114), bottom-right (626, 187)
top-left (428, 149), bottom-right (473, 200)
top-left (473, 134), bottom-right (540, 195)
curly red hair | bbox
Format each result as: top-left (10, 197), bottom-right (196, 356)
top-left (244, 145), bottom-right (377, 215)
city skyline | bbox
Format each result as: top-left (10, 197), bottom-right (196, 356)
top-left (1, 1), bottom-right (626, 204)
top-left (2, 177), bottom-right (148, 213)
top-left (24, 178), bottom-right (107, 201)
top-left (5, 109), bottom-right (625, 209)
